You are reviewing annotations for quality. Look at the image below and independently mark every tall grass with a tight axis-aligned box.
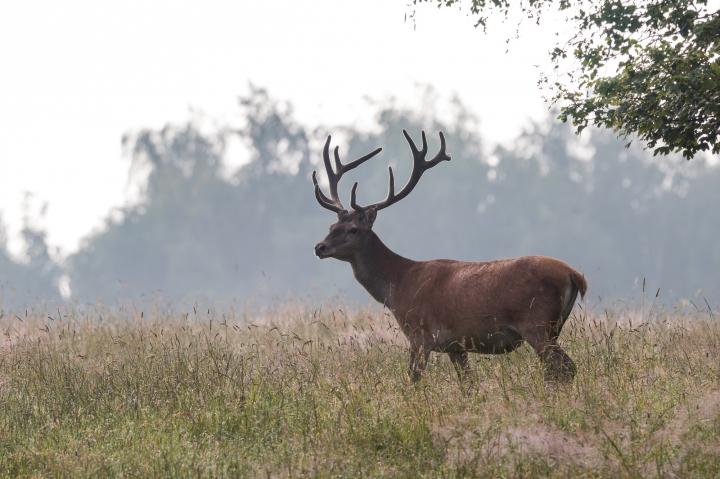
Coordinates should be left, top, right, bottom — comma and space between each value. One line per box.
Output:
0, 304, 718, 477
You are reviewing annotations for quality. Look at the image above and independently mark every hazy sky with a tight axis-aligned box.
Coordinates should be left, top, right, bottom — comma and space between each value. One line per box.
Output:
0, 0, 561, 257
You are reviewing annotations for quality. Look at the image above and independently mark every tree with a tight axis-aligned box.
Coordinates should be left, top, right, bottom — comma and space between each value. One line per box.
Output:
0, 213, 62, 309
411, 0, 720, 159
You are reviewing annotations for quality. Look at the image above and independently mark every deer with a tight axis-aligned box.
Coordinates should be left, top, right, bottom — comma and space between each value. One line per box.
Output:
312, 130, 587, 382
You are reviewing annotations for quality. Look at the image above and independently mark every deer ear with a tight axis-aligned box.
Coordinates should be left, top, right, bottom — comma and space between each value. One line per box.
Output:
362, 207, 377, 226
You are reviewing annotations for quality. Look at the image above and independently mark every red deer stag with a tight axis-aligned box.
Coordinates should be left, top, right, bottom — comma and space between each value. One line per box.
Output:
312, 131, 586, 382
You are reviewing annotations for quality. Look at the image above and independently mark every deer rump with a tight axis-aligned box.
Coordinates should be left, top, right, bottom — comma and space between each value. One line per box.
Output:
391, 255, 587, 355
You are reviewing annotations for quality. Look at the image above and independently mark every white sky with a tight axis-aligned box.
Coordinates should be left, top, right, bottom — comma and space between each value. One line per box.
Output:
0, 0, 561, 257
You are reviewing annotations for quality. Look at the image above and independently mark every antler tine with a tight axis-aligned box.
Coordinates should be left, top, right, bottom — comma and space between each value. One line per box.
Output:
322, 136, 340, 202
402, 129, 428, 156
350, 165, 395, 212
312, 170, 343, 213
333, 146, 343, 181
341, 147, 383, 172
350, 182, 360, 210
427, 131, 450, 167
352, 130, 450, 212
387, 166, 395, 199
313, 135, 384, 214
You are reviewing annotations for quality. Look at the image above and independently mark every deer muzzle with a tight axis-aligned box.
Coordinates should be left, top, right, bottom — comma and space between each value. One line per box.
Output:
314, 242, 331, 258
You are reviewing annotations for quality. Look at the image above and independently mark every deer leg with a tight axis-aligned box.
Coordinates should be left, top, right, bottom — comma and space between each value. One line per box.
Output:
529, 340, 576, 383
545, 344, 576, 382
408, 343, 430, 383
448, 351, 470, 382
524, 324, 576, 382
522, 300, 576, 382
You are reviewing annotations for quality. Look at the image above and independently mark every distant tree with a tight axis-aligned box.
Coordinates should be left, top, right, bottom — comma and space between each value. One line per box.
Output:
0, 214, 62, 309
411, 0, 720, 159
69, 123, 238, 302
67, 88, 317, 303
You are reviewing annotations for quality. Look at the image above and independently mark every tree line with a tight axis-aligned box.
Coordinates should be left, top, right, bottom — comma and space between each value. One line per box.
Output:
1, 87, 718, 310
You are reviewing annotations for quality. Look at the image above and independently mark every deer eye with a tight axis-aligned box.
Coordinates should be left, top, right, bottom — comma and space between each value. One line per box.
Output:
348, 227, 358, 234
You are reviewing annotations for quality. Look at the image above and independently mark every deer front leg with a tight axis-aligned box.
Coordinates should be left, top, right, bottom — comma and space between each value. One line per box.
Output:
448, 351, 470, 382
408, 343, 430, 382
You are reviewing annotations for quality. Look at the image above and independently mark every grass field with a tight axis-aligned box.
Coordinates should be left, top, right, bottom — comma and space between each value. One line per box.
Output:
0, 302, 718, 478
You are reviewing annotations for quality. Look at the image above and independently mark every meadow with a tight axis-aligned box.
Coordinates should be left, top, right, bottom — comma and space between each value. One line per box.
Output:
0, 302, 718, 478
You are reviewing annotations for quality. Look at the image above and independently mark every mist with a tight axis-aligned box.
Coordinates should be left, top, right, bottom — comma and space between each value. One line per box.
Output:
1, 86, 717, 311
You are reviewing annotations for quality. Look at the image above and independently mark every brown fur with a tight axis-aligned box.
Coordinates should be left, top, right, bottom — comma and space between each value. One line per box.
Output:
317, 227, 586, 382
313, 131, 587, 382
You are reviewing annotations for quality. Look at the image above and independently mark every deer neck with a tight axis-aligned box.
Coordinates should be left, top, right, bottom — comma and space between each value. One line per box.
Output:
350, 232, 413, 307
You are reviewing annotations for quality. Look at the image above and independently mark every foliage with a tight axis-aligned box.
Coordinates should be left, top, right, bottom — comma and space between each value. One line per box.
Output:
0, 306, 718, 476
412, 0, 720, 159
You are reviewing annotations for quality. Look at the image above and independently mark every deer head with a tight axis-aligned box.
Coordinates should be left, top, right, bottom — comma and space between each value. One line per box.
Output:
313, 130, 450, 261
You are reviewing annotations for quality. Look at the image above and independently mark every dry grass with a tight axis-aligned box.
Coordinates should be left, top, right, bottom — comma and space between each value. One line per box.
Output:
0, 303, 718, 478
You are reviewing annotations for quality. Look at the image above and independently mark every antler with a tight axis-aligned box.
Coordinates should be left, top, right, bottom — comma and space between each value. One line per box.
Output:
312, 136, 383, 213
351, 130, 450, 212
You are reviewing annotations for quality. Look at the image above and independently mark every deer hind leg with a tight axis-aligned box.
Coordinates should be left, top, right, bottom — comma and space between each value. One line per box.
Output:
523, 309, 577, 382
535, 341, 576, 382
408, 343, 430, 383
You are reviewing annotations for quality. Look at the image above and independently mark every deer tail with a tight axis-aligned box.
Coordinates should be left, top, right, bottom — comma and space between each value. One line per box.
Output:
569, 270, 587, 300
